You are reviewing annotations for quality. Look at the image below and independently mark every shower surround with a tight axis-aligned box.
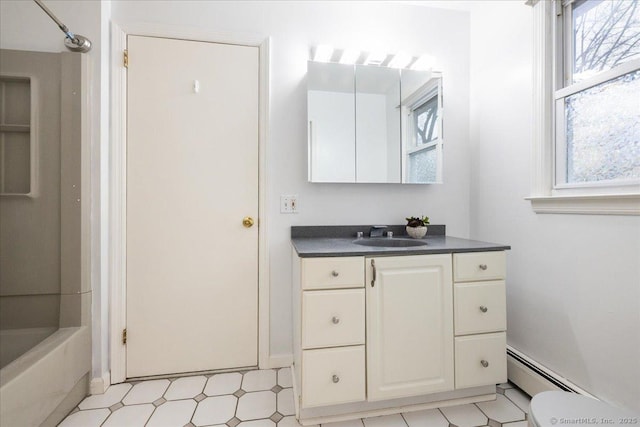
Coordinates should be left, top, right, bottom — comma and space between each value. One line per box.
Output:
0, 48, 91, 427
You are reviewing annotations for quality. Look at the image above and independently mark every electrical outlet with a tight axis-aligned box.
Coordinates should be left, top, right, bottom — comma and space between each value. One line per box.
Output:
281, 195, 299, 213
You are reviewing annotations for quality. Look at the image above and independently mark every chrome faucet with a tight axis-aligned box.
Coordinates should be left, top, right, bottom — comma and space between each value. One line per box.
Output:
369, 225, 387, 238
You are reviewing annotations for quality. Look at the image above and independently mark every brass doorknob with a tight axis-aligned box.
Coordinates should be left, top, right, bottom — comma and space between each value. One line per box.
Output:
242, 217, 255, 228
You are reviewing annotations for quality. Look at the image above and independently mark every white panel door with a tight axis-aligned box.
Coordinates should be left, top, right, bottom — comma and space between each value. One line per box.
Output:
366, 254, 454, 401
126, 36, 259, 378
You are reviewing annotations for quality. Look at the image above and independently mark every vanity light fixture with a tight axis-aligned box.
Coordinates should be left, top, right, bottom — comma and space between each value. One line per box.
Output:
313, 44, 333, 62
388, 52, 412, 69
411, 54, 436, 71
339, 49, 360, 65
364, 51, 387, 66
310, 45, 437, 71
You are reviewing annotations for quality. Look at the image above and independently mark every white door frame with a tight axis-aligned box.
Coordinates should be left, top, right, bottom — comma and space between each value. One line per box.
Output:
109, 22, 271, 384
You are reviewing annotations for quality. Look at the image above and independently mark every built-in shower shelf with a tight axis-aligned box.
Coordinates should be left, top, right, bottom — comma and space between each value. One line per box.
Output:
0, 75, 35, 197
0, 124, 30, 133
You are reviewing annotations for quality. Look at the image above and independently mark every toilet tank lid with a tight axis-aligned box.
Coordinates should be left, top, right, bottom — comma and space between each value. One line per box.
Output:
530, 391, 639, 426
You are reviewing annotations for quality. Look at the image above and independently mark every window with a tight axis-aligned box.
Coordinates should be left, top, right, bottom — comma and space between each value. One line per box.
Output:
408, 96, 439, 182
404, 82, 442, 184
528, 0, 640, 215
556, 0, 640, 189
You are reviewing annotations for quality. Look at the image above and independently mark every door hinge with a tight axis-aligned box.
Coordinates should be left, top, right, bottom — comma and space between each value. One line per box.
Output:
122, 328, 127, 345
124, 50, 128, 68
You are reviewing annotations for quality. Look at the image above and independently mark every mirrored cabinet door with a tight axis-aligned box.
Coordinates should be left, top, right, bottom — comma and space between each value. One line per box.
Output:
307, 61, 443, 184
355, 65, 401, 183
307, 61, 355, 183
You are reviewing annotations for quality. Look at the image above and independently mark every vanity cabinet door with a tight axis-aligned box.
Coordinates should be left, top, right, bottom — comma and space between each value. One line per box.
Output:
366, 255, 454, 401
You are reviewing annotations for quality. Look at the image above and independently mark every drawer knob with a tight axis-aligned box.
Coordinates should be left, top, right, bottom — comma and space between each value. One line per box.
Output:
480, 359, 489, 368
479, 305, 488, 313
331, 270, 340, 277
479, 264, 488, 271
331, 316, 340, 324
332, 375, 340, 383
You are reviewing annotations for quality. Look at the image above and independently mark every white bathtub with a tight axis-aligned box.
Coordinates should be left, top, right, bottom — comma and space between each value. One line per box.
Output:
0, 326, 90, 427
0, 327, 58, 369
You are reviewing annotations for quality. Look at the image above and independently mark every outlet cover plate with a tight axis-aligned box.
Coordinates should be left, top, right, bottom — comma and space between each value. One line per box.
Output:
281, 195, 298, 213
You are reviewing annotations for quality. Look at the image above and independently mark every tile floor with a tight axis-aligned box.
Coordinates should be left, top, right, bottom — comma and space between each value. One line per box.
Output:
58, 368, 531, 427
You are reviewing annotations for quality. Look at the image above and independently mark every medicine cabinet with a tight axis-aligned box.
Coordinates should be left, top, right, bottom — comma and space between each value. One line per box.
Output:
307, 61, 443, 184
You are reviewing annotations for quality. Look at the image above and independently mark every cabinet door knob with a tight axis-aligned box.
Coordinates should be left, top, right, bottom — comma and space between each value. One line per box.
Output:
480, 360, 489, 368
479, 264, 488, 271
479, 305, 488, 313
332, 375, 340, 383
331, 270, 339, 277
332, 316, 340, 324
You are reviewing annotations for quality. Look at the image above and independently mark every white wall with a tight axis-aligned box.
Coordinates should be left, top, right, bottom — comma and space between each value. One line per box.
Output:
467, 1, 640, 412
111, 1, 472, 361
0, 0, 109, 384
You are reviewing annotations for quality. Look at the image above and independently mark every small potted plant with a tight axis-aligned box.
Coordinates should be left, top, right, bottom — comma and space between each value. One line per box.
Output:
405, 216, 429, 239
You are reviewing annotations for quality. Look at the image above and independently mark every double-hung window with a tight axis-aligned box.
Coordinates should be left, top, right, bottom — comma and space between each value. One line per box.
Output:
403, 79, 443, 183
529, 0, 640, 214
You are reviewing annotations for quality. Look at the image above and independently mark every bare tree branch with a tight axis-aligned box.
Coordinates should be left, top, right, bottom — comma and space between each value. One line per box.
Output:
573, 0, 639, 76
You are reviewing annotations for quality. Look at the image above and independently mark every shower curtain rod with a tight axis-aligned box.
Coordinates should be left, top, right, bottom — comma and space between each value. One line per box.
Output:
34, 0, 92, 53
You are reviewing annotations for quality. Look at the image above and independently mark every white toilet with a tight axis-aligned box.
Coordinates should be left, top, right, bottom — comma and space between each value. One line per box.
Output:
529, 391, 638, 427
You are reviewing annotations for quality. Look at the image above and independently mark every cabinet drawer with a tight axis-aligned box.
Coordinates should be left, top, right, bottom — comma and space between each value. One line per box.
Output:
454, 252, 505, 282
301, 257, 364, 290
455, 332, 507, 389
302, 289, 365, 349
302, 346, 365, 408
454, 280, 506, 335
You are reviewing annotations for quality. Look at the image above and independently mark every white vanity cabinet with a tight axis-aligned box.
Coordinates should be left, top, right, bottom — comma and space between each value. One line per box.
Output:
292, 247, 508, 425
453, 252, 508, 389
366, 255, 454, 401
293, 256, 366, 409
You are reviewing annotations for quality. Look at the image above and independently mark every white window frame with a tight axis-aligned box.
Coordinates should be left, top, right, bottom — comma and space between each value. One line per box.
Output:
402, 77, 443, 184
526, 0, 640, 215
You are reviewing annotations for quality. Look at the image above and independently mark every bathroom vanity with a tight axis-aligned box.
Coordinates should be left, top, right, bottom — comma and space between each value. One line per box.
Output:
290, 226, 510, 425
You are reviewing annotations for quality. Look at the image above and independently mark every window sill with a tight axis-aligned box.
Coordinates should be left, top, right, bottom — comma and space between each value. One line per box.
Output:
526, 194, 640, 215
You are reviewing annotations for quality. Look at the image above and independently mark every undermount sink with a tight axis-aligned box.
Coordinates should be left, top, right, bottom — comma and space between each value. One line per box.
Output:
352, 238, 428, 248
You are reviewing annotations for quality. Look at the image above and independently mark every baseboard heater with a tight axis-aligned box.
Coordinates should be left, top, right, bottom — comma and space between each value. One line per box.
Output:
506, 345, 596, 399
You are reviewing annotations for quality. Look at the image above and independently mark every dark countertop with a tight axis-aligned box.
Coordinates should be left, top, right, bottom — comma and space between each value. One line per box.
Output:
291, 226, 510, 258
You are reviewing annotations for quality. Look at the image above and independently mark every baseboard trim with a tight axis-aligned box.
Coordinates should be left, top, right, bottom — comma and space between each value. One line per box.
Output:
90, 372, 111, 395
507, 346, 596, 399
269, 353, 293, 369
299, 393, 495, 426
